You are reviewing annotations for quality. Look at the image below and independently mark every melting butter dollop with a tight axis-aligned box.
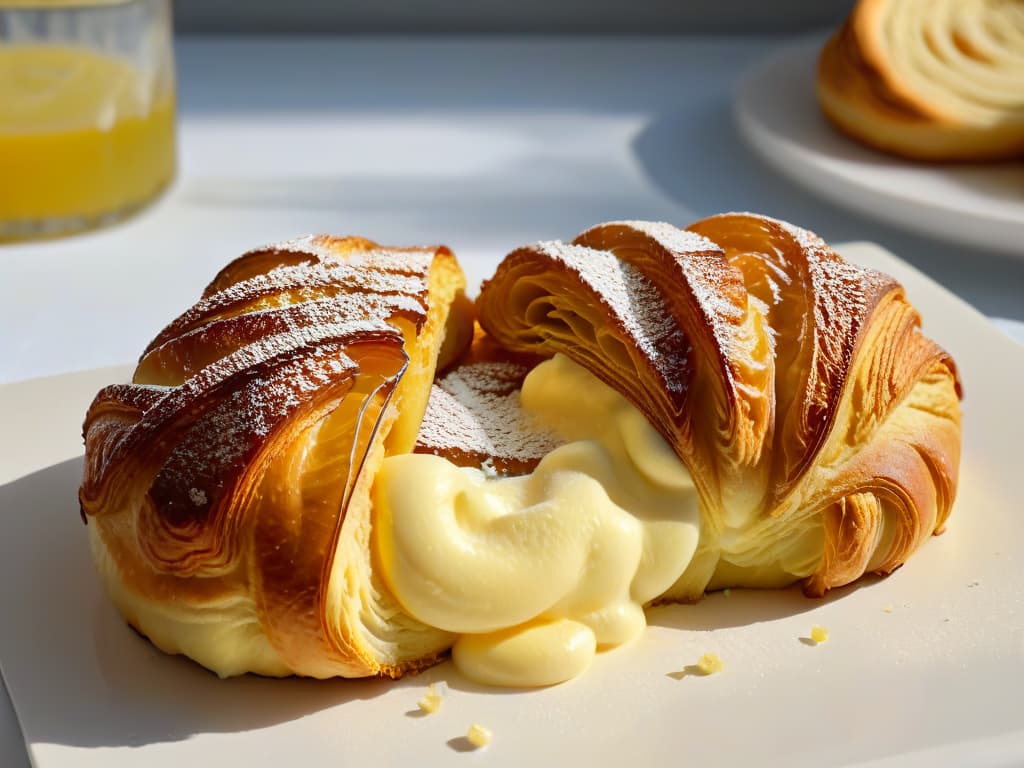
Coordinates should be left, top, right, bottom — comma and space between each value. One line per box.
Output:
373, 354, 702, 687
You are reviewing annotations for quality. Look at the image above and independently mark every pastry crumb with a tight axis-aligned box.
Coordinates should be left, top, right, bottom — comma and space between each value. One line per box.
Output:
696, 652, 723, 675
417, 682, 447, 714
418, 694, 441, 714
882, 604, 893, 613
466, 723, 492, 748
810, 625, 829, 644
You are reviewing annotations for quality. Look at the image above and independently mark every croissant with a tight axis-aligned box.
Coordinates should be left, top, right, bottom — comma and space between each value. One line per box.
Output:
80, 215, 961, 686
477, 215, 961, 601
817, 0, 1024, 161
80, 235, 474, 678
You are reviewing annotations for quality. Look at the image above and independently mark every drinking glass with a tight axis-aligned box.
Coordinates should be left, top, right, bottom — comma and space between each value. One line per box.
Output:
0, 0, 176, 240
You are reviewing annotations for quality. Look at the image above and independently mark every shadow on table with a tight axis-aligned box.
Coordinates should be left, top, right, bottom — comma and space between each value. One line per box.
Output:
0, 453, 579, 758
0, 459, 426, 753
0, 458, 872, 754
648, 579, 873, 634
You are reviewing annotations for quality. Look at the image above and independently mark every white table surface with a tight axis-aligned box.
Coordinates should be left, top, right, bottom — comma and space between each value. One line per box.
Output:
1, 35, 1022, 767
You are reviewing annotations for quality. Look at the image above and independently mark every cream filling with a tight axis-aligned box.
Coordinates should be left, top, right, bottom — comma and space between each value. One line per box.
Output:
374, 354, 702, 687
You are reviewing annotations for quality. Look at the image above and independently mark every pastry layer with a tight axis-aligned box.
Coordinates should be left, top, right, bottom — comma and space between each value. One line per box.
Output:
81, 235, 471, 678
80, 216, 962, 684
478, 215, 961, 602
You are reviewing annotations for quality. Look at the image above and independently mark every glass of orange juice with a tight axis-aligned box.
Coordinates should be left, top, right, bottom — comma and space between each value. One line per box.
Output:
0, 0, 176, 240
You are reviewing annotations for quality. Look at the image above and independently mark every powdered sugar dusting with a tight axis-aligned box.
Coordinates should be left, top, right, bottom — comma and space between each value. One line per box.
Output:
93, 384, 167, 412
804, 250, 897, 418
571, 220, 755, 405
415, 361, 562, 473
81, 236, 439, 569
533, 241, 688, 393
720, 212, 899, 404
86, 319, 399, 505
243, 236, 436, 277
174, 319, 384, 408
148, 247, 432, 354
170, 262, 421, 333
596, 220, 747, 357
141, 293, 425, 373
602, 220, 720, 256
146, 340, 373, 545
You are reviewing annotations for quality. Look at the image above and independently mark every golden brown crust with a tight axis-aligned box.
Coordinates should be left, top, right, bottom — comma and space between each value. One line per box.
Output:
81, 235, 469, 678
477, 214, 962, 599
82, 216, 962, 680
686, 213, 899, 502
817, 0, 1024, 161
572, 222, 771, 473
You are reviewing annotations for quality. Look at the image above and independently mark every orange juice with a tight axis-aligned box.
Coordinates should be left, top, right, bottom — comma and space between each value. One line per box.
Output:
0, 44, 175, 233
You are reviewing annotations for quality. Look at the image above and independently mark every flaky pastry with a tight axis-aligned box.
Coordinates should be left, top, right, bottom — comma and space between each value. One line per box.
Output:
81, 235, 472, 677
80, 216, 961, 682
477, 215, 960, 600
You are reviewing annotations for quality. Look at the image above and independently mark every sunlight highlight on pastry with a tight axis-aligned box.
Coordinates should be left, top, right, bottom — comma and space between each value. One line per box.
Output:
79, 215, 962, 687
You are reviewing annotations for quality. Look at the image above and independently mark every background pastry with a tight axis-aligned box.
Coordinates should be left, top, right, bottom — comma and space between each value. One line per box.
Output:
80, 216, 962, 685
818, 0, 1024, 161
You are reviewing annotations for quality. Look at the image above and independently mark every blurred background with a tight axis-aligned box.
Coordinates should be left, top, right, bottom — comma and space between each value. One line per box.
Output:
172, 0, 856, 35
1, 0, 1021, 386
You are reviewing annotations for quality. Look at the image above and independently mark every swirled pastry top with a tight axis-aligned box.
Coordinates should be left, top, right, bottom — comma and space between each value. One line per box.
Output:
818, 0, 1024, 160
81, 234, 472, 678
477, 214, 961, 599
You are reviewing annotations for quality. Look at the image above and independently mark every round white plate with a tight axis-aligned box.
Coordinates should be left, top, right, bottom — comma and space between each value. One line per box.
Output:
735, 40, 1024, 257
992, 317, 1024, 345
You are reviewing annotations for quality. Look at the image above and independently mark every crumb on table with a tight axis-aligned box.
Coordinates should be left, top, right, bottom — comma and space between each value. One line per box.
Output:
466, 723, 492, 748
417, 682, 447, 714
810, 625, 829, 644
696, 652, 724, 675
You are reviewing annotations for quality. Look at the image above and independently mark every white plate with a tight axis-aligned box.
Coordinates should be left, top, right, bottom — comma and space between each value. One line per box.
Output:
1, 243, 1023, 768
735, 41, 1024, 257
993, 318, 1024, 345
